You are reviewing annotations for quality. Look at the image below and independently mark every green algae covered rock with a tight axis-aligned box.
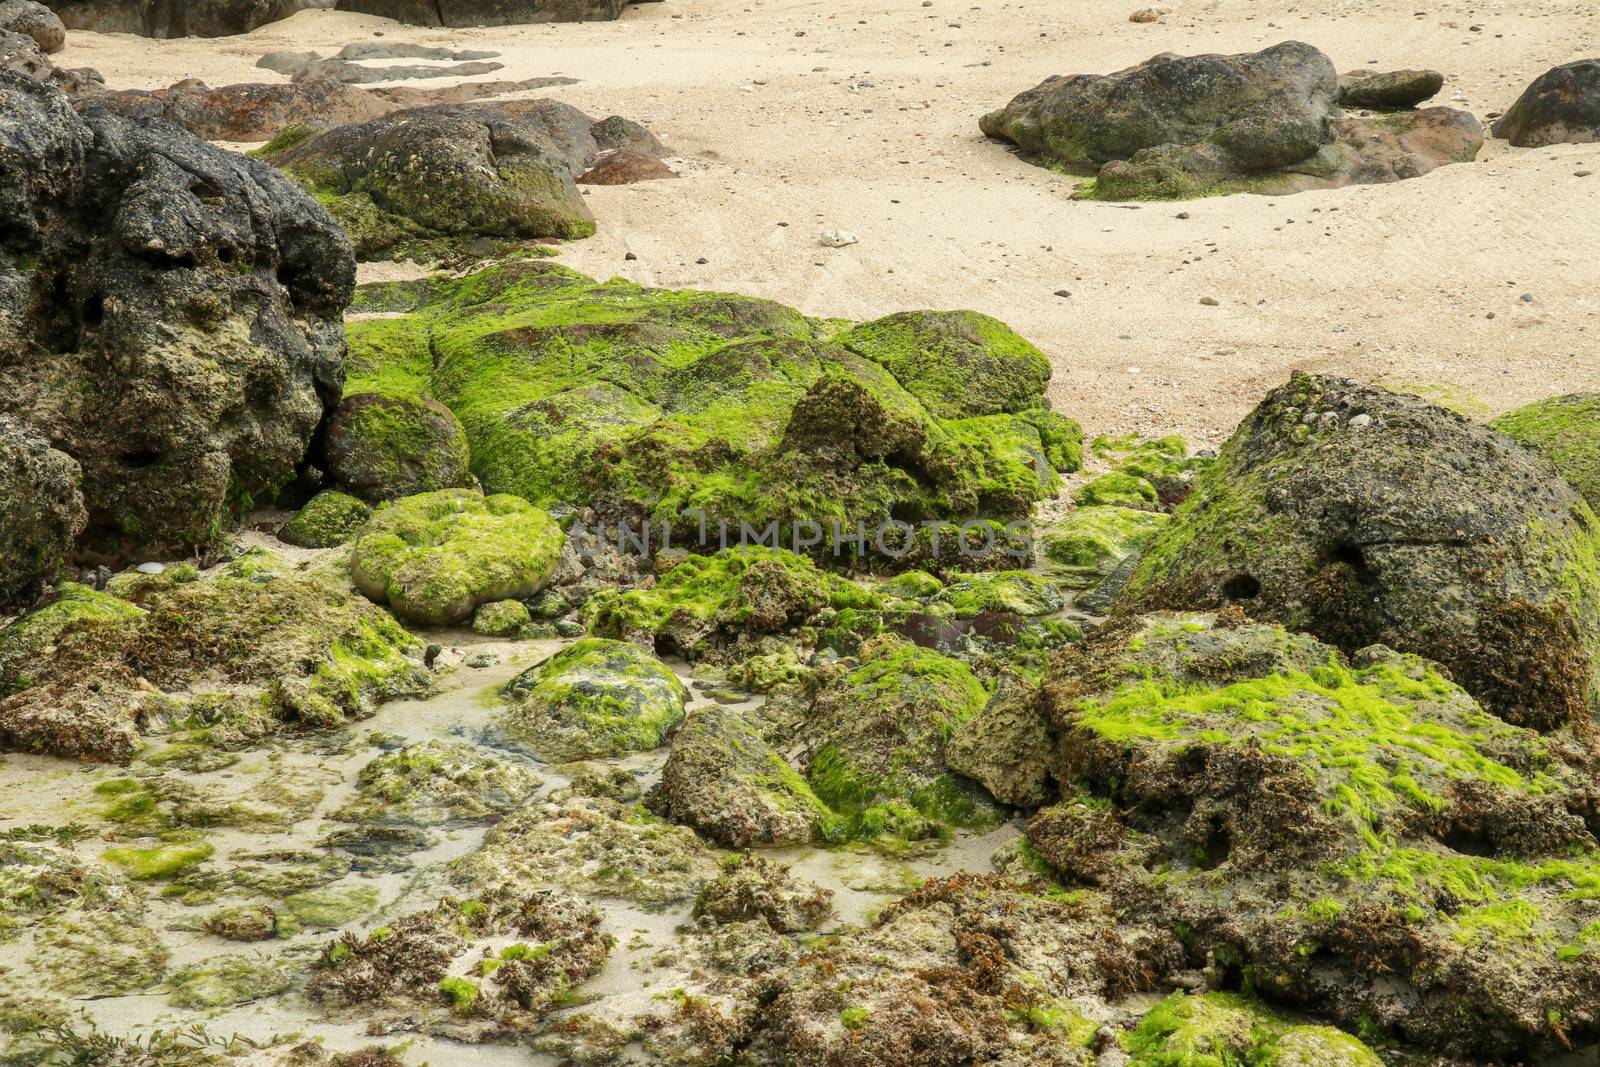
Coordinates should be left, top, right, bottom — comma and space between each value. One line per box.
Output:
497, 638, 688, 761
930, 570, 1063, 617
1073, 469, 1159, 509
1125, 992, 1382, 1067
0, 583, 143, 696
797, 635, 1001, 840
168, 953, 296, 1009
1042, 505, 1170, 588
1033, 610, 1600, 1060
0, 550, 429, 761
351, 488, 564, 626
342, 260, 1080, 550
472, 598, 531, 637
837, 309, 1054, 420
338, 739, 542, 826
587, 546, 871, 659
324, 392, 475, 502
280, 489, 372, 548
1118, 373, 1600, 731
1492, 392, 1600, 510
656, 703, 832, 847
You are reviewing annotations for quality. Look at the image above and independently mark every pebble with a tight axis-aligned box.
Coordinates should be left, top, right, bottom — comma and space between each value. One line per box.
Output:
696, 257, 709, 264
624, 252, 637, 261
1577, 170, 1593, 178
1054, 289, 1071, 297
135, 561, 165, 574
1521, 293, 1534, 303
1349, 413, 1372, 429
1199, 296, 1219, 306
819, 228, 860, 247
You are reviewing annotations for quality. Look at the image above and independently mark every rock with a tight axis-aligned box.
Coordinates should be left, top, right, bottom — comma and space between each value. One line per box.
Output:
497, 637, 688, 761
471, 598, 530, 637
0, 583, 140, 695
323, 392, 473, 502
260, 101, 662, 262
76, 78, 393, 141
1492, 59, 1600, 147
43, 0, 307, 36
1042, 505, 1169, 589
655, 703, 830, 846
818, 227, 858, 247
793, 635, 1002, 840
1128, 6, 1161, 22
0, 71, 354, 560
945, 677, 1053, 806
202, 905, 278, 941
351, 489, 564, 626
838, 309, 1054, 420
0, 550, 428, 760
982, 42, 1482, 199
1120, 374, 1600, 730
1126, 993, 1383, 1067
576, 149, 677, 184
336, 739, 541, 826
336, 0, 628, 26
0, 416, 87, 606
1338, 68, 1444, 109
1036, 612, 1600, 1060
345, 260, 1081, 543
280, 490, 372, 548
1492, 393, 1600, 509
1075, 470, 1160, 509
586, 546, 862, 660
694, 856, 832, 933
0, 0, 64, 51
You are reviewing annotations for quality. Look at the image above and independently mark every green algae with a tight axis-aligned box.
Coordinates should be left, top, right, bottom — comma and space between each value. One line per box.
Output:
350, 488, 564, 626
929, 570, 1064, 617
1074, 470, 1159, 509
1043, 505, 1170, 588
168, 954, 296, 1009
0, 584, 143, 695
102, 840, 214, 881
283, 884, 382, 929
472, 598, 532, 637
498, 638, 688, 761
281, 490, 372, 549
1125, 992, 1382, 1067
1492, 393, 1600, 509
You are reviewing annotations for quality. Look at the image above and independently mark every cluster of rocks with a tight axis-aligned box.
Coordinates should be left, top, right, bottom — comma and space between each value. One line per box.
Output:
983, 41, 1600, 199
36, 0, 636, 37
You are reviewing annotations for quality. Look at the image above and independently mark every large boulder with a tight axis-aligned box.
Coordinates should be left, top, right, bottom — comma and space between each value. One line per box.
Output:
323, 392, 473, 502
0, 0, 64, 52
42, 0, 305, 36
260, 101, 664, 261
1117, 374, 1600, 732
346, 260, 1081, 550
0, 415, 86, 606
350, 488, 564, 626
1034, 612, 1600, 1060
335, 0, 627, 26
1492, 59, 1600, 146
1492, 393, 1600, 509
981, 41, 1482, 199
0, 71, 354, 559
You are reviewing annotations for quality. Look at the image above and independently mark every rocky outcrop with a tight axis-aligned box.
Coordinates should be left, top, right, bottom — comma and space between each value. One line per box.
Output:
260, 100, 665, 261
0, 71, 354, 559
1338, 68, 1443, 109
345, 260, 1081, 545
1035, 612, 1600, 1060
1493, 59, 1600, 146
0, 0, 64, 52
335, 0, 628, 27
0, 416, 86, 606
43, 0, 306, 37
981, 41, 1482, 198
1117, 374, 1600, 731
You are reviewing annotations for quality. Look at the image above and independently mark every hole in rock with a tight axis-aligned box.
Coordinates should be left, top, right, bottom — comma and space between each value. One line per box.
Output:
1222, 573, 1261, 601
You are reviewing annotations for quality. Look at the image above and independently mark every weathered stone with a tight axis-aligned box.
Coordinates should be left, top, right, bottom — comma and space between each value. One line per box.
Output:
324, 392, 473, 502
1492, 392, 1600, 510
1338, 68, 1444, 109
498, 638, 687, 761
0, 0, 63, 51
44, 0, 307, 37
0, 416, 86, 606
1493, 59, 1600, 147
335, 0, 628, 26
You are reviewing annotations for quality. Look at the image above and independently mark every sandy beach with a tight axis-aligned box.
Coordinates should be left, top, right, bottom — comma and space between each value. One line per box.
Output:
58, 0, 1600, 444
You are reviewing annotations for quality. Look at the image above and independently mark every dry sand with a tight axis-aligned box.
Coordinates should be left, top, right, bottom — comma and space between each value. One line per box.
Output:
59, 0, 1600, 445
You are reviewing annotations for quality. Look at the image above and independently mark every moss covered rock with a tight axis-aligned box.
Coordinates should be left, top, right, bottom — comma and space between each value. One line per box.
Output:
337, 739, 542, 826
0, 583, 143, 696
1034, 610, 1600, 1060
838, 310, 1054, 421
325, 392, 474, 502
587, 546, 868, 659
1118, 373, 1600, 731
1073, 470, 1160, 509
0, 550, 428, 760
342, 260, 1080, 551
0, 416, 86, 607
796, 635, 1001, 840
497, 638, 688, 761
946, 677, 1054, 807
351, 488, 564, 626
472, 598, 531, 637
930, 570, 1063, 617
1042, 506, 1170, 589
281, 490, 373, 548
169, 953, 296, 1009
1124, 992, 1382, 1067
694, 855, 832, 933
1492, 392, 1600, 510
656, 703, 832, 847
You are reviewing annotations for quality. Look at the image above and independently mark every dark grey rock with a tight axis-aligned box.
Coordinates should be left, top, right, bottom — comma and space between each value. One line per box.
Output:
1492, 59, 1600, 147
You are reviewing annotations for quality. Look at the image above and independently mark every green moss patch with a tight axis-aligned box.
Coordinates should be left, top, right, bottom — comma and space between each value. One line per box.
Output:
1492, 393, 1600, 510
281, 490, 372, 548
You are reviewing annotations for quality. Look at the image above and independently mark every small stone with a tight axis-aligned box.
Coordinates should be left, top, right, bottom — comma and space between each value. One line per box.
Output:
819, 228, 859, 247
135, 562, 166, 574
1176, 211, 1191, 219
1348, 413, 1372, 429
1199, 296, 1220, 306
1577, 170, 1594, 178
1054, 289, 1072, 297
624, 251, 637, 260
695, 257, 709, 264
1521, 293, 1534, 303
